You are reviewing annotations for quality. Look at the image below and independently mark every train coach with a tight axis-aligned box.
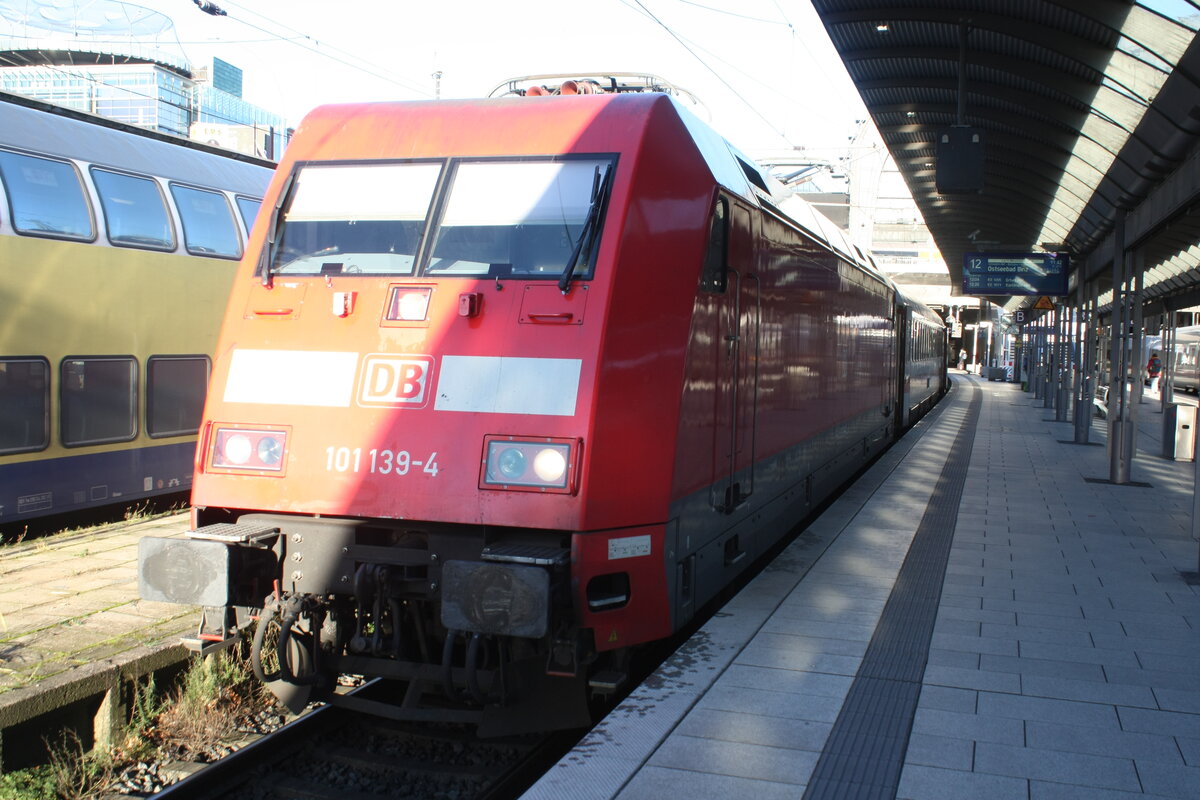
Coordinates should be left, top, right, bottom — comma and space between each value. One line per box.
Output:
139, 88, 946, 733
0, 92, 273, 524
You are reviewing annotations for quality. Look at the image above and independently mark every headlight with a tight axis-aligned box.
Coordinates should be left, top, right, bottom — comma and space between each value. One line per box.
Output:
480, 436, 579, 493
212, 426, 289, 472
257, 436, 283, 466
533, 447, 567, 482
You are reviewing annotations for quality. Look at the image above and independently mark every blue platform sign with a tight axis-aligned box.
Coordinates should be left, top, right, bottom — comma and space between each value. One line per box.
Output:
963, 252, 1069, 296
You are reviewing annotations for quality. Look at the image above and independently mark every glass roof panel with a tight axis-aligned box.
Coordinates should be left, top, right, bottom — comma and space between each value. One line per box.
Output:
1137, 1, 1200, 31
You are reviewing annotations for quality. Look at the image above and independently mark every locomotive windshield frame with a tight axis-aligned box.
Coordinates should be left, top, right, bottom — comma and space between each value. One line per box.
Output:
263, 154, 618, 283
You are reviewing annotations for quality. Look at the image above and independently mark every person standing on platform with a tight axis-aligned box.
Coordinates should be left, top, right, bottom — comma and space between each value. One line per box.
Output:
1147, 351, 1163, 393
958, 348, 967, 370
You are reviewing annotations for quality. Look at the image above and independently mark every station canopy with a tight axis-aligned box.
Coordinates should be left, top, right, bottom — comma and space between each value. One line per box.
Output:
812, 0, 1200, 314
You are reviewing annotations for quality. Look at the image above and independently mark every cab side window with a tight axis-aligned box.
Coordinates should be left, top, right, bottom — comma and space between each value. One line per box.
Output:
700, 196, 729, 294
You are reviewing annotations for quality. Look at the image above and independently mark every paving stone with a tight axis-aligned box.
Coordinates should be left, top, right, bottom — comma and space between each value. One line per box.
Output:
1028, 780, 1182, 799
1021, 674, 1158, 707
896, 764, 1028, 800
699, 684, 844, 724
760, 617, 878, 642
675, 708, 832, 752
1136, 651, 1200, 675
974, 741, 1140, 791
1015, 640, 1142, 668
1177, 736, 1200, 767
976, 691, 1120, 728
923, 664, 1021, 694
1027, 719, 1183, 764
648, 733, 817, 785
916, 685, 978, 714
1134, 759, 1200, 797
1013, 612, 1125, 635
1092, 632, 1200, 657
911, 708, 1024, 746
617, 766, 799, 800
1118, 706, 1200, 739
717, 664, 854, 698
904, 733, 974, 771
1154, 688, 1200, 714
980, 621, 1094, 647
930, 632, 1019, 657
937, 605, 1017, 626
978, 653, 1107, 683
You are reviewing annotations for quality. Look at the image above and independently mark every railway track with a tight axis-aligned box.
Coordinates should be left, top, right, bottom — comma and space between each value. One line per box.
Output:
149, 686, 574, 800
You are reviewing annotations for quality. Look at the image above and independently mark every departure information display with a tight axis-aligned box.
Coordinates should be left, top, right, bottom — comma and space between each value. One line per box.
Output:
962, 252, 1069, 296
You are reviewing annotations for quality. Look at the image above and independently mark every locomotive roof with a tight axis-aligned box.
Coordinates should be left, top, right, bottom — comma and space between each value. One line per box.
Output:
0, 90, 272, 194
292, 93, 883, 281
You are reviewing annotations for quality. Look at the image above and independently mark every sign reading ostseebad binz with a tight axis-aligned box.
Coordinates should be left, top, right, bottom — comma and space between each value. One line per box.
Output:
962, 252, 1069, 296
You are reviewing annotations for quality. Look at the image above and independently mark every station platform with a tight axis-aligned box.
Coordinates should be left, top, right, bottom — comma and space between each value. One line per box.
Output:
0, 510, 193, 756
523, 374, 1200, 800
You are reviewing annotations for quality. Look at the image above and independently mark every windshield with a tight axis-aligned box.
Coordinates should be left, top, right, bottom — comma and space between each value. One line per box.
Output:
267, 157, 613, 280
272, 162, 441, 276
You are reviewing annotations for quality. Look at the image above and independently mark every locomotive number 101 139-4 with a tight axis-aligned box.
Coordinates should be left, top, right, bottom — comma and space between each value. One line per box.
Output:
324, 446, 440, 476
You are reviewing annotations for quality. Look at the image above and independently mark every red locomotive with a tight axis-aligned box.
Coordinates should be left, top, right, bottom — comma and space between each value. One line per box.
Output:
139, 86, 946, 732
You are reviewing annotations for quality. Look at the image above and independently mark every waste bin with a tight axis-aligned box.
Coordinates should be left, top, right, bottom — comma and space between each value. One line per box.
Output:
1164, 403, 1197, 461
987, 366, 1008, 381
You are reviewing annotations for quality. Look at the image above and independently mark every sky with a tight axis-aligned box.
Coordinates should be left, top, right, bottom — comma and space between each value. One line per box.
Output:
128, 0, 871, 171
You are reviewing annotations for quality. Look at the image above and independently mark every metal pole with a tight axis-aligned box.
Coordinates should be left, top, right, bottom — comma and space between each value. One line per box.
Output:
1161, 306, 1174, 411
974, 307, 983, 375
1057, 304, 1071, 420
1125, 250, 1145, 474
1047, 308, 1057, 409
1075, 288, 1092, 444
1110, 213, 1128, 484
1075, 297, 1084, 424
1045, 307, 1057, 409
1034, 318, 1044, 399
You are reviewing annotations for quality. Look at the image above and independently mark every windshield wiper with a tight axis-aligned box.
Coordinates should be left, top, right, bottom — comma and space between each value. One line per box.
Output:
558, 165, 612, 294
261, 170, 298, 288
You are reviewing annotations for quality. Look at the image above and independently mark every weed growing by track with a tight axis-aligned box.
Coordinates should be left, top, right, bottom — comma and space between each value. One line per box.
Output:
0, 644, 285, 798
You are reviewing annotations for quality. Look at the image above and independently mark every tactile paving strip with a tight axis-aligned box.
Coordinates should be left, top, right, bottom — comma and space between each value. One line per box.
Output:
801, 383, 982, 800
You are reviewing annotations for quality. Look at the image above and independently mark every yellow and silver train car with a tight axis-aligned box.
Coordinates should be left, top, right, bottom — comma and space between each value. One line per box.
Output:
0, 92, 273, 523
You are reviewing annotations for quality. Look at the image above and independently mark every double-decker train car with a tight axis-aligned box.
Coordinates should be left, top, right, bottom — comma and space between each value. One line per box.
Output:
0, 92, 273, 524
139, 89, 946, 732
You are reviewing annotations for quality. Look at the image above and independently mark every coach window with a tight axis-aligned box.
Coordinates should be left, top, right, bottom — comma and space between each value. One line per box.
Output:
146, 356, 209, 437
60, 357, 137, 447
700, 196, 729, 293
271, 162, 442, 277
169, 184, 241, 258
0, 150, 93, 240
91, 168, 174, 250
236, 196, 262, 233
0, 358, 49, 454
427, 158, 613, 279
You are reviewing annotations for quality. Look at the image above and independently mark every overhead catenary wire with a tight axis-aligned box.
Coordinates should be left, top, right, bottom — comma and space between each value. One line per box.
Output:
197, 0, 433, 98
674, 0, 788, 25
625, 0, 791, 142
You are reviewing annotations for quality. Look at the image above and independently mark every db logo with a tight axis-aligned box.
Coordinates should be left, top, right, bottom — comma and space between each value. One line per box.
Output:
359, 355, 434, 407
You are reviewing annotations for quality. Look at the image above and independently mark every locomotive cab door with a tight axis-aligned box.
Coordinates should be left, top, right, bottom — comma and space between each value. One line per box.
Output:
708, 198, 759, 514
